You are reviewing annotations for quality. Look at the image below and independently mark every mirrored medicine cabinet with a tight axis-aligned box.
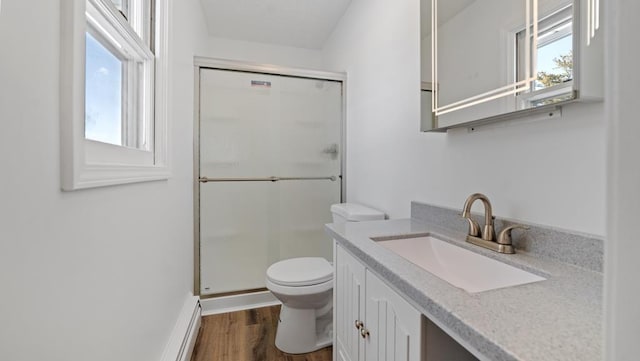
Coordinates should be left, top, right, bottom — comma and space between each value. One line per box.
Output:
421, 0, 603, 132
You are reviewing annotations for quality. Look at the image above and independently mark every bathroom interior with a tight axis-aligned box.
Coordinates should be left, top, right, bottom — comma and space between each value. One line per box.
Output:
0, 0, 638, 360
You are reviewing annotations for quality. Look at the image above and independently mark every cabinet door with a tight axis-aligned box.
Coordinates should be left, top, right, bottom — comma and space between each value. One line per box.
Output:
335, 244, 366, 361
364, 270, 423, 361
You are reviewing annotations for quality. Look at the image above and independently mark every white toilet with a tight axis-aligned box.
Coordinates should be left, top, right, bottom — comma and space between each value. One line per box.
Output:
265, 203, 385, 354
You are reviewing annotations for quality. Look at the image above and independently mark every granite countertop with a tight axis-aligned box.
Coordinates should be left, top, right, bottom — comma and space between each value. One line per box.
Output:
326, 218, 603, 361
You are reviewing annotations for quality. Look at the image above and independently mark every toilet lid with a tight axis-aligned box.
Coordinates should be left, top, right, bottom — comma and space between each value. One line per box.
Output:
266, 257, 333, 287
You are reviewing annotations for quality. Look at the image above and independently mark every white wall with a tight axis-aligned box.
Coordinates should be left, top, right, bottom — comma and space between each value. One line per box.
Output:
434, 0, 524, 103
322, 0, 606, 236
0, 1, 208, 360
605, 0, 640, 359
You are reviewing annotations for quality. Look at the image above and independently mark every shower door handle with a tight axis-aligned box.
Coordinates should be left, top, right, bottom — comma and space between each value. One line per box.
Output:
199, 176, 338, 183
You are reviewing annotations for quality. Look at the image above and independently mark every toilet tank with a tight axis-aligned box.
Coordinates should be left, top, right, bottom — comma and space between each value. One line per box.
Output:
330, 203, 385, 224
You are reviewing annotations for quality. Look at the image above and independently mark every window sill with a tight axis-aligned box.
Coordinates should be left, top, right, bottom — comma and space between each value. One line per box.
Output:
62, 163, 170, 190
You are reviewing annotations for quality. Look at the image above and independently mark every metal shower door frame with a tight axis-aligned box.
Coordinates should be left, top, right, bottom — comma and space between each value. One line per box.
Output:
193, 57, 347, 297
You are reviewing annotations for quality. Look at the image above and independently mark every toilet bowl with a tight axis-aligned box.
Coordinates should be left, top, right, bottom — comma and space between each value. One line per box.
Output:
266, 257, 334, 354
265, 203, 385, 354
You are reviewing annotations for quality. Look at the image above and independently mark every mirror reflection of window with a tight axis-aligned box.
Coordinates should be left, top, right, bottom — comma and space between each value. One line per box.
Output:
516, 4, 575, 107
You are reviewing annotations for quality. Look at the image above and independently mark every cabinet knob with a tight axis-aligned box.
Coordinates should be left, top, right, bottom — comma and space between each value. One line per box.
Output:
354, 320, 363, 330
360, 327, 370, 339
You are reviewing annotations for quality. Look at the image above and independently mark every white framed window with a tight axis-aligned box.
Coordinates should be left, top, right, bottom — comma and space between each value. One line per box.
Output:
515, 4, 575, 108
60, 0, 170, 190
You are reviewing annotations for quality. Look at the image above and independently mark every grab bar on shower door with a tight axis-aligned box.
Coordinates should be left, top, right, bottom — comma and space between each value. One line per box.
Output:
198, 176, 338, 183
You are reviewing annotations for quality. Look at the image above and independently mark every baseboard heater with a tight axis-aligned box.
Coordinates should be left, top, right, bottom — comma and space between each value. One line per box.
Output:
162, 296, 202, 361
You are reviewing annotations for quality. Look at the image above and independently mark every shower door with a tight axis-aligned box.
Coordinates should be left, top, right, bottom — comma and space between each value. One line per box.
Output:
198, 68, 343, 296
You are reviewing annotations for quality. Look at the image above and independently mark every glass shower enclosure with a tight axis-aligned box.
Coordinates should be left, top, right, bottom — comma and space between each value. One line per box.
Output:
197, 67, 343, 296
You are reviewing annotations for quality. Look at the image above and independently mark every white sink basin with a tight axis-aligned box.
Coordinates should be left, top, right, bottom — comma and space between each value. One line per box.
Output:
376, 236, 546, 293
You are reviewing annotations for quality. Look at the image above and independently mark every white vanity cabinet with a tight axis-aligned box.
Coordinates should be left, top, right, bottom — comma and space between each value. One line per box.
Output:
334, 243, 423, 361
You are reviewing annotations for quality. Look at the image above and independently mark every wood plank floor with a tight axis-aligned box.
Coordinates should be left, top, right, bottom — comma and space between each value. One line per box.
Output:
191, 305, 332, 361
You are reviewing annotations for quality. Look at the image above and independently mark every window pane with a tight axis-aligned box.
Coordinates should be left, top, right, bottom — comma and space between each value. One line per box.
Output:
535, 34, 573, 90
85, 32, 123, 146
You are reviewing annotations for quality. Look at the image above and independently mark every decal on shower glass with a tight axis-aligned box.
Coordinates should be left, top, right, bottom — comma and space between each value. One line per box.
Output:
251, 80, 272, 88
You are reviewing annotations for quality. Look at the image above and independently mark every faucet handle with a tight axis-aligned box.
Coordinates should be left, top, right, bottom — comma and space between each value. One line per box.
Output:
464, 217, 481, 237
497, 225, 530, 245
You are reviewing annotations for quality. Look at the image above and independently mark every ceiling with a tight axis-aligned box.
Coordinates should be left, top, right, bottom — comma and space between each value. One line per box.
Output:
199, 0, 353, 50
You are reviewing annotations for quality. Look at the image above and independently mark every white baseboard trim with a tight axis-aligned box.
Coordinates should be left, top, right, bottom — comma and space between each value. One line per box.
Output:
200, 290, 281, 316
160, 295, 201, 361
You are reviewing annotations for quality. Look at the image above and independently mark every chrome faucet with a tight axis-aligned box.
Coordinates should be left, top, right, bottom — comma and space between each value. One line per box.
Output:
461, 193, 528, 254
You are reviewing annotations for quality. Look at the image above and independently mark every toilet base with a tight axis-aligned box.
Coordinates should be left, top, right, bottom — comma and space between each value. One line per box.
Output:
274, 305, 333, 354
